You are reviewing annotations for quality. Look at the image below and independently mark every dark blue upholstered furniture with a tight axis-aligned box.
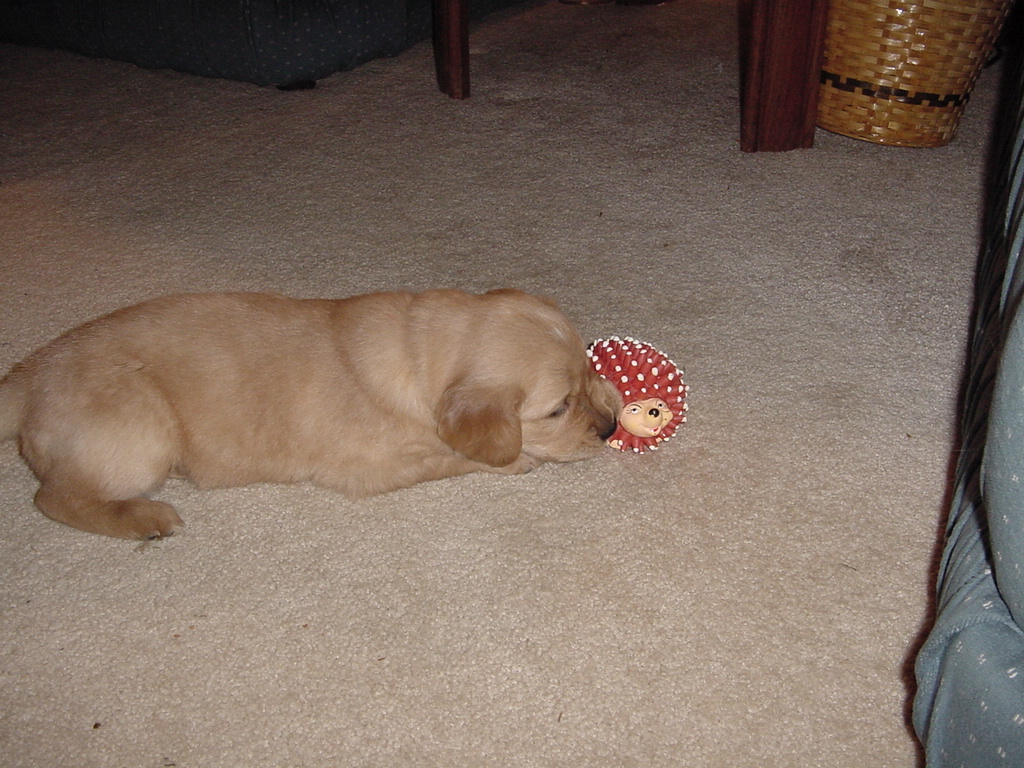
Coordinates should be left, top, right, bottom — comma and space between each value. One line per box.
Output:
914, 48, 1024, 767
0, 0, 517, 88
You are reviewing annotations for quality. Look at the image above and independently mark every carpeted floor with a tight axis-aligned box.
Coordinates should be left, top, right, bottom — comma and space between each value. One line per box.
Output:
0, 2, 1005, 766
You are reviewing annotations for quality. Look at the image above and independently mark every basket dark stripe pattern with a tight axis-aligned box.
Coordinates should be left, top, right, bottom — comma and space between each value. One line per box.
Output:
820, 71, 968, 109
817, 0, 1013, 147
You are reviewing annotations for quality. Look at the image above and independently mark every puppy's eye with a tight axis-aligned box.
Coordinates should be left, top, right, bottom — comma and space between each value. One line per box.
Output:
548, 399, 570, 418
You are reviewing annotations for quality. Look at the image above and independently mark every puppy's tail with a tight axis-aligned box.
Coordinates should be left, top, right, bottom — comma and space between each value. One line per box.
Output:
0, 368, 27, 442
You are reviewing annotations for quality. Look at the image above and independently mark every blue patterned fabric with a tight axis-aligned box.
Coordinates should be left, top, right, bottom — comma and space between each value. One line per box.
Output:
0, 0, 518, 87
914, 54, 1024, 766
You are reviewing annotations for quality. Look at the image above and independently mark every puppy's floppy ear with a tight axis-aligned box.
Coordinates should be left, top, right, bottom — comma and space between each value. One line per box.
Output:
436, 380, 524, 467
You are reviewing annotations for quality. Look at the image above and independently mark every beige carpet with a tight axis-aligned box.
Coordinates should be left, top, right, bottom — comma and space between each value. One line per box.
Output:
0, 2, 1004, 766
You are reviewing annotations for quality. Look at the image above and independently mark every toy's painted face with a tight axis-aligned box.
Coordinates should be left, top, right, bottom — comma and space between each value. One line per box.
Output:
619, 398, 673, 438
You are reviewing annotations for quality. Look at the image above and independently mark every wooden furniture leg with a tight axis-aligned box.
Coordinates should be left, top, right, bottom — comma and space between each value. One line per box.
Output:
433, 0, 470, 99
739, 0, 830, 151
432, 0, 831, 149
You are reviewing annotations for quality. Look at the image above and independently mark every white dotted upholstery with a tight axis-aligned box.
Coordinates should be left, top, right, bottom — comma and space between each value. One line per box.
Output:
914, 54, 1024, 766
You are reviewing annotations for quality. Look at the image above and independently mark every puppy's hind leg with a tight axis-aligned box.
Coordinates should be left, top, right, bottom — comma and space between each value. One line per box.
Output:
20, 402, 185, 540
34, 485, 183, 540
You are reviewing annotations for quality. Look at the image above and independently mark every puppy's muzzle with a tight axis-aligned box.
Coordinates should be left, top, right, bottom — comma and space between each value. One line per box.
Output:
598, 415, 618, 442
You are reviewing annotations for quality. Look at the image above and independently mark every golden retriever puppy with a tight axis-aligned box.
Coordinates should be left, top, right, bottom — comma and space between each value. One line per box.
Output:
0, 289, 621, 540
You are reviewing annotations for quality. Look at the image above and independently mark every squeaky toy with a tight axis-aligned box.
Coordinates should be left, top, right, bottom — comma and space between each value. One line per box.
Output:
588, 336, 689, 454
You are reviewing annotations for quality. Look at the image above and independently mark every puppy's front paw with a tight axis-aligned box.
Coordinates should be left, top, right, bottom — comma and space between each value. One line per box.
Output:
484, 453, 543, 475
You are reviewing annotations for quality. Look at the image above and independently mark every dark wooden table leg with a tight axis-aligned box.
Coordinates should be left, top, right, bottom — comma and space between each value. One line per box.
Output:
739, 0, 829, 151
433, 0, 470, 99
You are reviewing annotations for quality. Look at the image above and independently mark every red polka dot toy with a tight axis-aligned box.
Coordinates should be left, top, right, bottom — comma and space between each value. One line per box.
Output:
588, 337, 689, 454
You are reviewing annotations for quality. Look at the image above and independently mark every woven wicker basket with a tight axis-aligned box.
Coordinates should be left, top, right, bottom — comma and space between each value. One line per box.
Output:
818, 0, 1013, 147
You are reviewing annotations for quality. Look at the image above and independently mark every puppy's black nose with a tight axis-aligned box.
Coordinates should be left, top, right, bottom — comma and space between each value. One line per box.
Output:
599, 418, 618, 442
648, 408, 661, 418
